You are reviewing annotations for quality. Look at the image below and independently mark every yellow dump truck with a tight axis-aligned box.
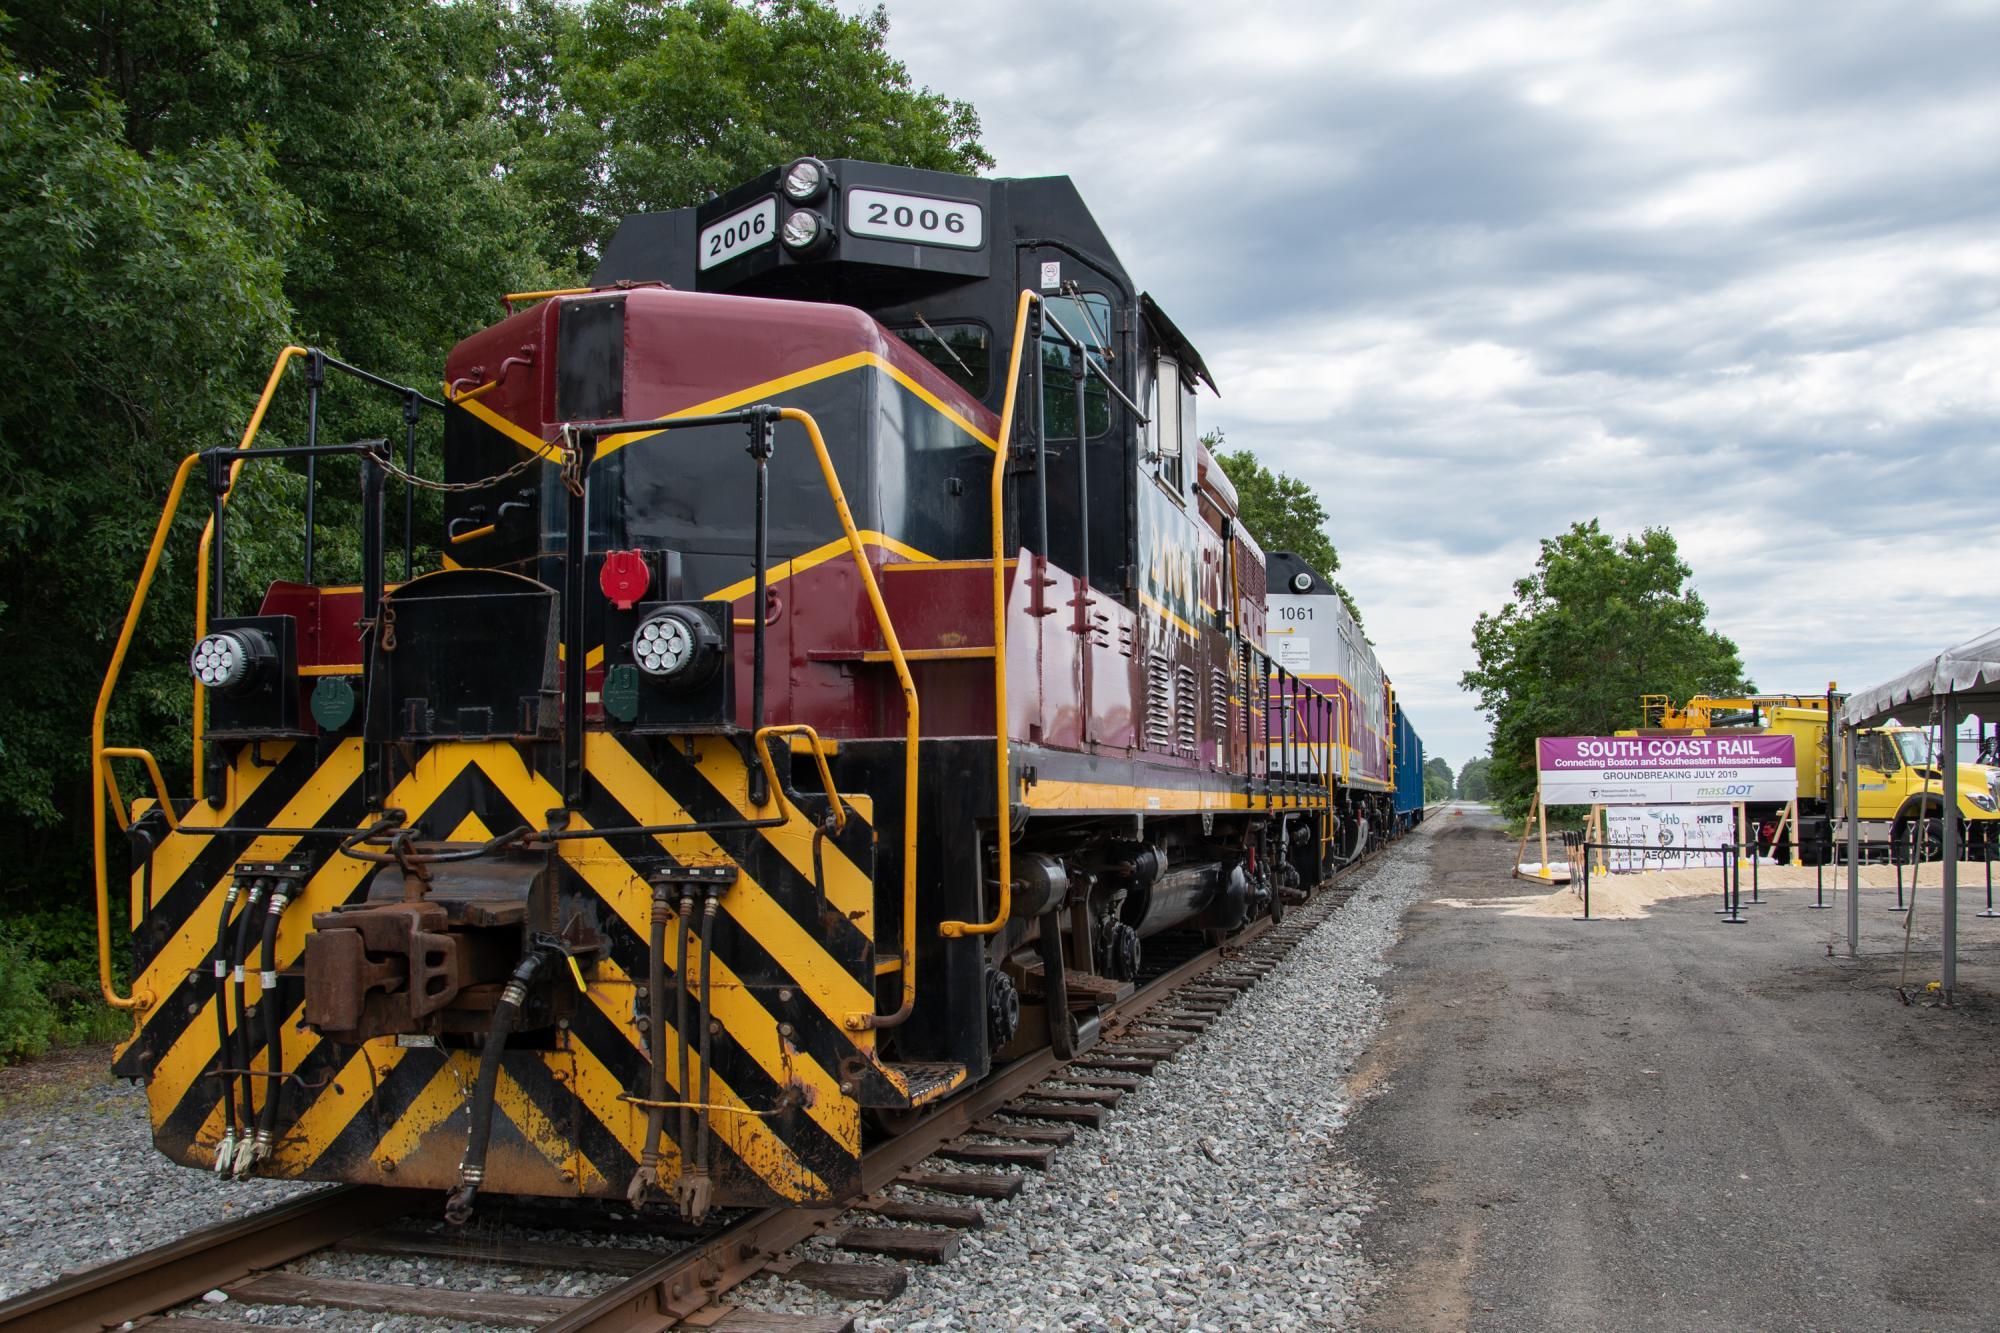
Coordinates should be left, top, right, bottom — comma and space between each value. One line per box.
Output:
1633, 693, 2000, 861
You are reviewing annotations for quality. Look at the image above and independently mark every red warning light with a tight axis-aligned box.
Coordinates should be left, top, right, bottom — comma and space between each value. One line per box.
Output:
599, 550, 652, 610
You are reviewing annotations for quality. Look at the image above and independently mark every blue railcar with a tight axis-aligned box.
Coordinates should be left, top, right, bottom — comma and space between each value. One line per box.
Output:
1392, 701, 1427, 833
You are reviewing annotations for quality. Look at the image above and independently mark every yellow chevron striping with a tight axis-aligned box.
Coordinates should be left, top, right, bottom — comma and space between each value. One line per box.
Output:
582, 960, 829, 1202
147, 743, 481, 1128
371, 1052, 475, 1166
588, 734, 874, 933
471, 737, 875, 1030
271, 1041, 407, 1170
497, 1067, 605, 1191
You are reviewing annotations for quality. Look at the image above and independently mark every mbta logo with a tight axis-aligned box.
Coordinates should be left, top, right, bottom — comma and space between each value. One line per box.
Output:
1697, 784, 1754, 797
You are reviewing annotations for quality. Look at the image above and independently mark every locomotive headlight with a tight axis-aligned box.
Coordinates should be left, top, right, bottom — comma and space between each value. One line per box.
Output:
631, 606, 724, 687
634, 614, 694, 677
781, 157, 828, 203
782, 208, 829, 253
189, 630, 271, 695
1290, 571, 1313, 593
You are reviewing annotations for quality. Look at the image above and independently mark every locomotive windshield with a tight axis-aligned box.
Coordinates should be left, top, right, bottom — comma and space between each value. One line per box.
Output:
1041, 291, 1114, 439
892, 319, 992, 395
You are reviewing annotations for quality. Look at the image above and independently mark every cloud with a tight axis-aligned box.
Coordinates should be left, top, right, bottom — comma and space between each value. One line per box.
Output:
869, 0, 2000, 768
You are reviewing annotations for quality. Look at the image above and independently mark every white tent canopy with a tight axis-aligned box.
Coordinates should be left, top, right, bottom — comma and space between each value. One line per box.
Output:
1842, 627, 2000, 728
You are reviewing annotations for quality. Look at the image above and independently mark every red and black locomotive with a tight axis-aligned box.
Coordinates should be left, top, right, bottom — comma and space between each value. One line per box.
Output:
95, 158, 1411, 1221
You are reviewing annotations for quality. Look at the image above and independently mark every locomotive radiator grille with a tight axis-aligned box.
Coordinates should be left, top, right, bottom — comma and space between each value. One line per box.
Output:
1175, 664, 1199, 754
1144, 653, 1172, 749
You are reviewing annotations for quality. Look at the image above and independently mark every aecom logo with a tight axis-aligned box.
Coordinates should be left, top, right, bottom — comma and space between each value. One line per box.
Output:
1696, 784, 1754, 797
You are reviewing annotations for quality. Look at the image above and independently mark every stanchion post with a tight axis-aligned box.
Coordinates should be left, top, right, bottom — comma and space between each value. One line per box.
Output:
1723, 843, 1747, 924
1750, 847, 1761, 905
1575, 841, 1594, 921
1810, 847, 1829, 910
1717, 841, 1734, 916
1891, 845, 1908, 912
1980, 839, 1997, 919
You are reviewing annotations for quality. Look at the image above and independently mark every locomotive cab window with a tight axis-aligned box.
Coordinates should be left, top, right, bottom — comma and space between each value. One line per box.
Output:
892, 319, 991, 398
1150, 355, 1194, 492
1041, 292, 1113, 440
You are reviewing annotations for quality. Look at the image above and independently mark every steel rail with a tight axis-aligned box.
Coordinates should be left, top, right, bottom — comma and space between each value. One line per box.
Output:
550, 851, 1376, 1332
2, 852, 1379, 1333
0, 1185, 418, 1332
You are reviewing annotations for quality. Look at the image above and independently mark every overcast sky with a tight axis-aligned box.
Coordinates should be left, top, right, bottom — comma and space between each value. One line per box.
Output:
862, 0, 2000, 771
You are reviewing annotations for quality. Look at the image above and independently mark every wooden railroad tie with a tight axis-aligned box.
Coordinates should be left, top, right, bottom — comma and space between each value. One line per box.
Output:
227, 1273, 583, 1324
1051, 1070, 1144, 1091
855, 1195, 986, 1228
974, 1118, 1077, 1144
1071, 1054, 1159, 1073
1029, 1083, 1122, 1106
998, 1099, 1105, 1126
336, 1228, 658, 1274
896, 1169, 1025, 1199
776, 1258, 909, 1301
836, 1226, 963, 1264
937, 1140, 1057, 1169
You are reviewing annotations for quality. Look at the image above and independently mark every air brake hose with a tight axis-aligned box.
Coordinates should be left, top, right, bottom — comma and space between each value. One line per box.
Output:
627, 881, 673, 1210
447, 946, 551, 1224
252, 881, 292, 1166
210, 879, 243, 1174
674, 893, 694, 1178
228, 878, 268, 1176
677, 889, 722, 1221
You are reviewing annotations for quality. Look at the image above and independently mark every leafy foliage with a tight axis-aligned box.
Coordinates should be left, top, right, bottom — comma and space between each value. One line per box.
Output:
1423, 755, 1455, 803
1209, 434, 1362, 625
1460, 521, 1750, 819
500, 0, 993, 273
0, 0, 987, 1058
1456, 756, 1494, 801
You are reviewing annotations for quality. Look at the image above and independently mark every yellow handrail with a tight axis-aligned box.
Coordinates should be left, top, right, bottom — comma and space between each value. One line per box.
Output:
940, 290, 1038, 939
193, 345, 308, 799
92, 449, 206, 1010
102, 748, 179, 833
752, 724, 847, 835
777, 408, 921, 1031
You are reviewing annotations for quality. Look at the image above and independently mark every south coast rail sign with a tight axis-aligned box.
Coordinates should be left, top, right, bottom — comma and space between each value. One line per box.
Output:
1536, 735, 1797, 806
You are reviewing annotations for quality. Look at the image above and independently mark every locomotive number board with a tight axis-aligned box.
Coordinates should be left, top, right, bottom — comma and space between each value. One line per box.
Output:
699, 197, 776, 270
845, 188, 984, 249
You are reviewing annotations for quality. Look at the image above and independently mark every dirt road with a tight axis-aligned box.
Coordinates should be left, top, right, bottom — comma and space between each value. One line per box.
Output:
1351, 804, 2000, 1332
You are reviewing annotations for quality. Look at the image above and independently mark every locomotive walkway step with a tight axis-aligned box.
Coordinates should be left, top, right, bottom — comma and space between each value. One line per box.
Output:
855, 1196, 986, 1228
973, 1118, 1077, 1144
778, 1258, 909, 1301
835, 1226, 963, 1263
229, 1272, 582, 1323
937, 1140, 1057, 1169
895, 1169, 1025, 1199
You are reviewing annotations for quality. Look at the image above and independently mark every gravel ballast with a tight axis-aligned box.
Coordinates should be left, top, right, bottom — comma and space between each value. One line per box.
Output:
0, 1073, 315, 1301
741, 820, 1442, 1331
0, 822, 1437, 1329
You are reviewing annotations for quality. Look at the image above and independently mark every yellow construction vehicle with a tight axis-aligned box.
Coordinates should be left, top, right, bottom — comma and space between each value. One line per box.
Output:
1632, 692, 2000, 861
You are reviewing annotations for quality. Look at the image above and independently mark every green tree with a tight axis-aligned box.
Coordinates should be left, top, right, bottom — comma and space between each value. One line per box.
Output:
1210, 434, 1362, 624
1423, 755, 1455, 803
501, 0, 994, 274
1460, 521, 1749, 819
0, 58, 297, 844
1456, 756, 1494, 801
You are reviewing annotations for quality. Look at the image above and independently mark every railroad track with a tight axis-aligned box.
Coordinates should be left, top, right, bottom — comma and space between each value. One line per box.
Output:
0, 863, 1373, 1333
